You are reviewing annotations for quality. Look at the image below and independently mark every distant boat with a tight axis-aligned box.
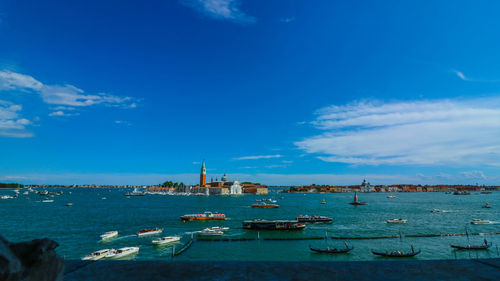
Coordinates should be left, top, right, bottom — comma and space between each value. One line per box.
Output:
321, 199, 326, 204
152, 236, 180, 246
42, 199, 54, 203
242, 220, 306, 230
1, 195, 14, 199
387, 218, 407, 224
65, 203, 73, 206
251, 202, 279, 208
450, 228, 492, 250
126, 188, 146, 196
387, 195, 397, 199
470, 219, 493, 225
297, 215, 333, 223
481, 203, 491, 209
430, 209, 441, 213
137, 228, 163, 237
349, 192, 367, 205
180, 211, 226, 221
100, 231, 118, 240
481, 191, 492, 194
197, 228, 224, 236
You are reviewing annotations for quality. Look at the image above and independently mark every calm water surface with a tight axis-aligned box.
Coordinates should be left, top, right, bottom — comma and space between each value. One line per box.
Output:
1, 188, 499, 261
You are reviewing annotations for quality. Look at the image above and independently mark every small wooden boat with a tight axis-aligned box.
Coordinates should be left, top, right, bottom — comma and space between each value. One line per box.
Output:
349, 192, 367, 205
310, 246, 353, 254
371, 248, 421, 257
450, 243, 492, 250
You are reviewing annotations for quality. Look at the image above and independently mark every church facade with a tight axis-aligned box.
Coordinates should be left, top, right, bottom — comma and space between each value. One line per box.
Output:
191, 160, 243, 195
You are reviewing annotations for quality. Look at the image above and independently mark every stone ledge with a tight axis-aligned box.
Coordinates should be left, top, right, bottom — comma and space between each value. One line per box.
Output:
64, 258, 500, 281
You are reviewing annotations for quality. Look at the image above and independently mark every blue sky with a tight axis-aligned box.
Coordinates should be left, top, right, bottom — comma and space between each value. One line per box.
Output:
1, 0, 500, 185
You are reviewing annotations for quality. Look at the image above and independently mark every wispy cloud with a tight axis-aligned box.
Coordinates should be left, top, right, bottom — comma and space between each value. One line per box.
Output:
181, 0, 256, 24
233, 154, 282, 160
0, 100, 33, 138
296, 98, 500, 166
114, 120, 132, 126
280, 17, 295, 23
453, 70, 468, 81
48, 110, 79, 117
0, 70, 137, 108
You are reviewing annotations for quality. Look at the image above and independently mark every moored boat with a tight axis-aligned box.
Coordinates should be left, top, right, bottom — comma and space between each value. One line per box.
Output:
204, 226, 229, 232
137, 228, 163, 236
251, 202, 279, 208
197, 228, 224, 236
386, 218, 407, 224
450, 239, 492, 250
100, 231, 118, 240
81, 249, 111, 260
105, 247, 140, 259
371, 248, 420, 257
310, 242, 353, 254
152, 236, 181, 245
349, 192, 367, 205
242, 219, 306, 230
180, 211, 226, 221
296, 215, 333, 223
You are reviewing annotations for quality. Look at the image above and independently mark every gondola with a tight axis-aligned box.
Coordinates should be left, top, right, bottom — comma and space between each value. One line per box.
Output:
371, 249, 421, 257
309, 246, 353, 254
450, 242, 492, 250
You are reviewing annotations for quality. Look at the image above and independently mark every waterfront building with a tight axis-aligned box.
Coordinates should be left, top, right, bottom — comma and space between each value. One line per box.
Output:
191, 161, 246, 195
360, 179, 375, 192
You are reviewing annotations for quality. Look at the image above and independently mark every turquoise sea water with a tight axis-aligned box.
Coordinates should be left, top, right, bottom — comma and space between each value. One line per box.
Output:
1, 188, 499, 261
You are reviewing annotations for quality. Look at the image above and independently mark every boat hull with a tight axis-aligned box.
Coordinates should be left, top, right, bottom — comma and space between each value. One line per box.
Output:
371, 250, 421, 257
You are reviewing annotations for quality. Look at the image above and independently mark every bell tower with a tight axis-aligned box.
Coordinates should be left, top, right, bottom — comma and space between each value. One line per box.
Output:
200, 160, 206, 186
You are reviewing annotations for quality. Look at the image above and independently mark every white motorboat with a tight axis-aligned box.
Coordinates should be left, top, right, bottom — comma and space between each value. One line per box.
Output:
42, 199, 54, 203
152, 236, 181, 245
23, 191, 29, 195
1, 195, 14, 199
197, 228, 224, 236
105, 247, 140, 259
205, 226, 229, 232
387, 218, 407, 224
387, 195, 397, 199
470, 219, 493, 225
100, 231, 118, 240
137, 228, 163, 237
430, 209, 442, 213
81, 249, 111, 261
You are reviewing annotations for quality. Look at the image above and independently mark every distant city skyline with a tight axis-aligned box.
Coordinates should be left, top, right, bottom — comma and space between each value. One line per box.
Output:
1, 0, 500, 185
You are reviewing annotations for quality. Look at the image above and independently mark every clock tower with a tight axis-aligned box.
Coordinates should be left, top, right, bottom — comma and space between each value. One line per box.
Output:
200, 160, 206, 186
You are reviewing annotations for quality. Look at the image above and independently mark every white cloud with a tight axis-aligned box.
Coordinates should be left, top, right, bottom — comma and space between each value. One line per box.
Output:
48, 111, 79, 117
460, 170, 486, 180
114, 120, 132, 126
454, 70, 468, 81
182, 0, 256, 23
296, 98, 500, 166
233, 154, 282, 160
264, 164, 287, 169
0, 70, 137, 108
0, 100, 33, 138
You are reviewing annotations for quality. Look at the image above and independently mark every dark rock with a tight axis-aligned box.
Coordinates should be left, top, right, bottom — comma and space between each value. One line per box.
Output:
0, 236, 64, 281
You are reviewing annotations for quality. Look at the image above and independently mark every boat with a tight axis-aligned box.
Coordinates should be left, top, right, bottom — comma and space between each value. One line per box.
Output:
65, 203, 73, 206
0, 195, 14, 199
481, 203, 491, 209
152, 236, 181, 245
279, 196, 284, 199
371, 247, 421, 257
100, 231, 118, 240
451, 240, 492, 250
23, 191, 29, 195
310, 242, 353, 254
81, 249, 111, 261
470, 219, 493, 225
137, 228, 163, 236
38, 190, 49, 196
387, 195, 397, 199
251, 202, 279, 208
453, 190, 470, 195
197, 228, 224, 236
242, 220, 306, 230
105, 247, 140, 259
349, 192, 367, 205
42, 199, 54, 203
387, 218, 407, 224
430, 209, 442, 213
321, 199, 326, 204
204, 226, 229, 232
481, 191, 492, 194
296, 215, 333, 223
180, 211, 226, 221
125, 187, 146, 196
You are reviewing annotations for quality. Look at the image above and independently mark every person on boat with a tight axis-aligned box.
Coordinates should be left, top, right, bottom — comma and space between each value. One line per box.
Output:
484, 239, 488, 245
411, 245, 414, 253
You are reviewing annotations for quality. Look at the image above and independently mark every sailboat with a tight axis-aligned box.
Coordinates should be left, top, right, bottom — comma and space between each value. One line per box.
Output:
349, 192, 367, 205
